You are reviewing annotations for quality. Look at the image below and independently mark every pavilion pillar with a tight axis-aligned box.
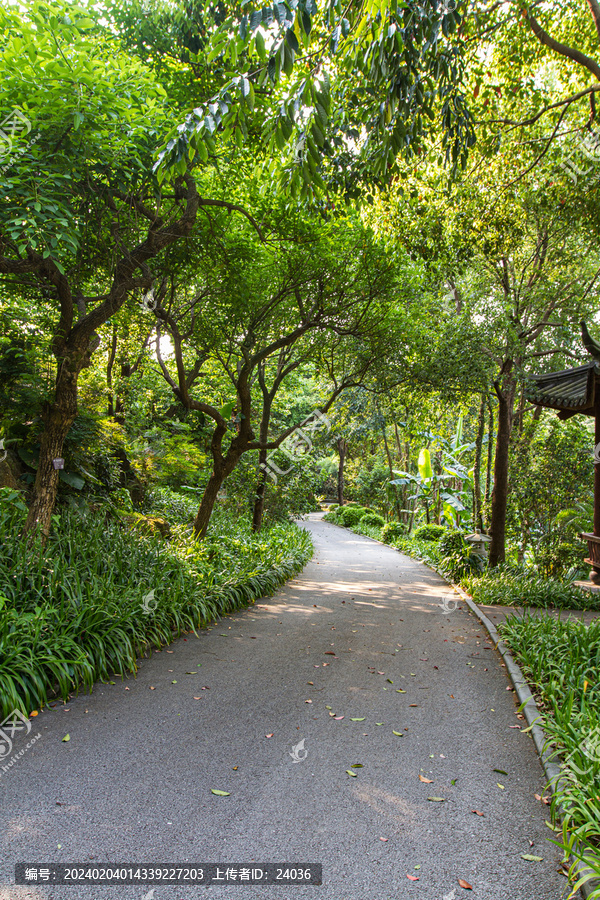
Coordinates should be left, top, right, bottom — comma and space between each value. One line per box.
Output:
595, 383, 600, 538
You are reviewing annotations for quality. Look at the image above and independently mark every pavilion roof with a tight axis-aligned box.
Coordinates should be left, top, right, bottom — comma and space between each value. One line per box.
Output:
526, 361, 600, 419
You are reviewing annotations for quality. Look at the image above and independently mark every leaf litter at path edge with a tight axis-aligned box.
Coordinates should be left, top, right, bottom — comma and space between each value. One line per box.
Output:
211, 789, 231, 796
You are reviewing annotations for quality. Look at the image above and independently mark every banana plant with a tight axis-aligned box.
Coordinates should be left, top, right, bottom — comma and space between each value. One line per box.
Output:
390, 416, 477, 529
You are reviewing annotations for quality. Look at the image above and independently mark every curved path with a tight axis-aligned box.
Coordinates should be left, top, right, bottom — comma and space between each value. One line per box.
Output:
0, 516, 571, 900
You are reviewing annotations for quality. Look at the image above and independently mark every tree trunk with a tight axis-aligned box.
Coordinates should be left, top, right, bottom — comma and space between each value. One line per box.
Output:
485, 401, 494, 513
252, 390, 273, 533
24, 359, 79, 538
107, 323, 118, 417
252, 449, 268, 532
380, 415, 401, 520
488, 384, 516, 568
473, 395, 486, 532
337, 438, 347, 505
193, 470, 226, 538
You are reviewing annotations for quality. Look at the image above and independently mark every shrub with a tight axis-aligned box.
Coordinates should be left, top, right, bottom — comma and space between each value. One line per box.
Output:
328, 503, 339, 512
439, 529, 466, 556
413, 523, 446, 541
336, 506, 368, 526
360, 512, 385, 527
381, 521, 407, 544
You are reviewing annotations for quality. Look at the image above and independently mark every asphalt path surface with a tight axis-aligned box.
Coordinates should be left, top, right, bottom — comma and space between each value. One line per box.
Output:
0, 515, 572, 900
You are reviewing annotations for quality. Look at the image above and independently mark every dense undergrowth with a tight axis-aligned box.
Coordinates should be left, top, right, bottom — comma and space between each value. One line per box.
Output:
0, 488, 312, 719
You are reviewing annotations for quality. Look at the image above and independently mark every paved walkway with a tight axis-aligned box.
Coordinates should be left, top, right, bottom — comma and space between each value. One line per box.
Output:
0, 517, 572, 900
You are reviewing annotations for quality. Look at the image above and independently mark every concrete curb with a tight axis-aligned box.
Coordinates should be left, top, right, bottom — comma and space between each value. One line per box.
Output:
335, 522, 600, 899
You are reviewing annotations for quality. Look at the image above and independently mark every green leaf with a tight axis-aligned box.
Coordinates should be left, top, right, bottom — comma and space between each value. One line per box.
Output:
346, 769, 357, 777
211, 789, 231, 796
350, 717, 365, 721
59, 471, 85, 490
418, 448, 433, 480
62, 734, 70, 742
520, 854, 543, 862
392, 730, 404, 736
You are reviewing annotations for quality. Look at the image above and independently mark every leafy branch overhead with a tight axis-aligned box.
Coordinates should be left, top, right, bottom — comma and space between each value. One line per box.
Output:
154, 0, 476, 193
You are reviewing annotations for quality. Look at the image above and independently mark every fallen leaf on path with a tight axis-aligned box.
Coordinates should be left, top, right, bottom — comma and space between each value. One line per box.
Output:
375, 722, 384, 726
406, 874, 419, 881
409, 704, 419, 707
458, 878, 473, 889
472, 810, 484, 816
30, 711, 38, 717
351, 763, 363, 768
265, 733, 274, 738
419, 775, 433, 783
396, 689, 406, 693
497, 783, 505, 790
346, 770, 357, 777
171, 680, 178, 684
233, 766, 238, 770
521, 854, 543, 862
325, 651, 336, 655
185, 672, 198, 675
305, 700, 312, 704
427, 797, 445, 802
193, 696, 202, 700
392, 731, 404, 736
211, 789, 230, 796
150, 687, 155, 690
350, 717, 365, 721
493, 768, 508, 775
334, 716, 344, 720
387, 679, 393, 684
307, 682, 314, 685
534, 794, 550, 805
62, 734, 70, 742
380, 837, 388, 841
326, 705, 332, 709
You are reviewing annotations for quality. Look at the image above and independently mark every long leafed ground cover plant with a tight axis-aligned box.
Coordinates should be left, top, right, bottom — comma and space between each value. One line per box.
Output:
0, 488, 312, 720
499, 615, 600, 898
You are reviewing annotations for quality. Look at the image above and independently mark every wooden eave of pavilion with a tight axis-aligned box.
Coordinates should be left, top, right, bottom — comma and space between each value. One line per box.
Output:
525, 361, 600, 420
